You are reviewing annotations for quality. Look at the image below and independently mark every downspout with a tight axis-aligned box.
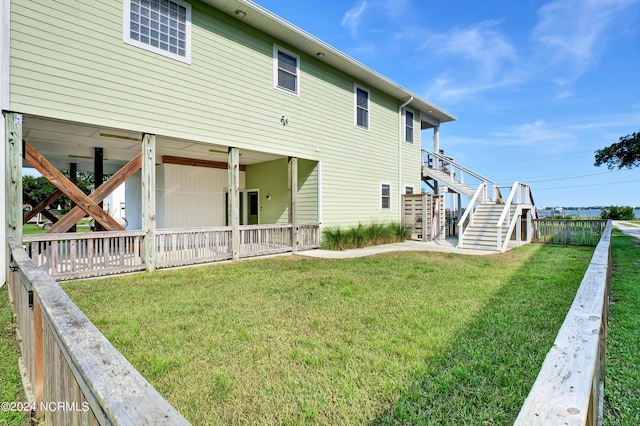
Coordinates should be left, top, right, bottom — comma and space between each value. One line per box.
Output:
398, 96, 413, 223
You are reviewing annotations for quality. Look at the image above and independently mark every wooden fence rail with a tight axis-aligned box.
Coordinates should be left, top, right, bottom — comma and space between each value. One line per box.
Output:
239, 224, 293, 257
532, 219, 607, 246
23, 231, 146, 279
299, 223, 322, 250
156, 227, 233, 268
7, 236, 190, 425
514, 220, 612, 425
23, 224, 321, 279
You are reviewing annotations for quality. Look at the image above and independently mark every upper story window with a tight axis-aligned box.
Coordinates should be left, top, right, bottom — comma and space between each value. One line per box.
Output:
355, 85, 369, 130
273, 46, 300, 95
405, 109, 414, 143
124, 0, 192, 64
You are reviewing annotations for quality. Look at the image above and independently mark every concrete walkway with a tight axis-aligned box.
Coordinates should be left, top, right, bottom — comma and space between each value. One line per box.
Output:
613, 220, 640, 240
297, 237, 498, 259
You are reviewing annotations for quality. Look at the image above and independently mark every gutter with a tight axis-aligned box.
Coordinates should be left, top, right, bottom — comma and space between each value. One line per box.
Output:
398, 96, 413, 223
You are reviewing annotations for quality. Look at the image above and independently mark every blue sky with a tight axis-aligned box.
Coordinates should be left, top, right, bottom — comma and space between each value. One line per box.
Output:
257, 0, 640, 208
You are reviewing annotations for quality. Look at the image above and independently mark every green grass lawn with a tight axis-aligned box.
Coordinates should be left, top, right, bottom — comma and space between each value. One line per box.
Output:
61, 244, 593, 425
0, 286, 28, 426
604, 230, 640, 425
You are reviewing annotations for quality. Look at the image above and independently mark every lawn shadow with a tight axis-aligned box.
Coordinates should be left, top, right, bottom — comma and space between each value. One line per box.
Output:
370, 244, 594, 425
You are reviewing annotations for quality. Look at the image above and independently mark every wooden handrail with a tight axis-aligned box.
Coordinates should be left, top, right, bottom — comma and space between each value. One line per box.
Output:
457, 183, 487, 248
8, 236, 190, 425
514, 220, 612, 425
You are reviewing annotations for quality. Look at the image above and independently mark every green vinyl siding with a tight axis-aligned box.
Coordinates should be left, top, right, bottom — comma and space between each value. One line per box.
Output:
245, 158, 318, 225
10, 0, 423, 228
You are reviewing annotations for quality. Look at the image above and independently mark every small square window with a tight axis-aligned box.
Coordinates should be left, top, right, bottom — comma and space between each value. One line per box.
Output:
381, 183, 391, 210
355, 85, 369, 129
124, 0, 191, 64
405, 185, 414, 195
274, 46, 300, 95
405, 110, 414, 143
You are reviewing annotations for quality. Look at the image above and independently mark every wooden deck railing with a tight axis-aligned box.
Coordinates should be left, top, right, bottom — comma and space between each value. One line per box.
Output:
299, 223, 322, 250
23, 224, 321, 279
23, 231, 146, 280
239, 224, 293, 257
156, 227, 233, 268
514, 220, 612, 425
7, 237, 190, 425
533, 219, 608, 246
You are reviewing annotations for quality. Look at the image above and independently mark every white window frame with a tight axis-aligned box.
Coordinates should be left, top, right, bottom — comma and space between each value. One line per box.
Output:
404, 109, 414, 144
273, 45, 300, 96
380, 182, 391, 211
405, 185, 415, 195
123, 0, 192, 64
354, 84, 370, 130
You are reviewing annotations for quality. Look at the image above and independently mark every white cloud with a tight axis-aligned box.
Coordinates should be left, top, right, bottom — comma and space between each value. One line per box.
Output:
555, 90, 573, 100
532, 0, 639, 81
416, 22, 523, 103
341, 1, 368, 37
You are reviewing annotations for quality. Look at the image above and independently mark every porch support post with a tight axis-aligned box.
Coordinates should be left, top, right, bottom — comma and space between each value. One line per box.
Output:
228, 147, 240, 260
94, 148, 104, 231
69, 162, 77, 232
288, 156, 298, 253
5, 112, 22, 243
433, 124, 440, 194
5, 112, 22, 283
142, 133, 156, 272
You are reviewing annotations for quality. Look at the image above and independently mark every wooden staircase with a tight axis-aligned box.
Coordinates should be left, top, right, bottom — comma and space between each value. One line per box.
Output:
421, 167, 476, 199
421, 150, 536, 253
458, 203, 516, 251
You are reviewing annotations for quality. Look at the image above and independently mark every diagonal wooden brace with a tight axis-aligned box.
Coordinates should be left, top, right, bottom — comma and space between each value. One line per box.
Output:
48, 152, 143, 233
24, 142, 126, 232
23, 191, 63, 224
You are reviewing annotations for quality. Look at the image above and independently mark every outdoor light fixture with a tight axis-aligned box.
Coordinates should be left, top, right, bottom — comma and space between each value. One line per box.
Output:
266, 194, 271, 200
316, 52, 325, 58
234, 9, 247, 18
99, 133, 141, 142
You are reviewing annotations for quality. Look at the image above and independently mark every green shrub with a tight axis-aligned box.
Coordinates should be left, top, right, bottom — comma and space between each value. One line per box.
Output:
600, 206, 635, 220
321, 222, 410, 250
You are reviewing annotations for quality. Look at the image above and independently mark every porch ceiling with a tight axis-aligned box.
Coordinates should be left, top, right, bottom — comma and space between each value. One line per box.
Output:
22, 116, 283, 174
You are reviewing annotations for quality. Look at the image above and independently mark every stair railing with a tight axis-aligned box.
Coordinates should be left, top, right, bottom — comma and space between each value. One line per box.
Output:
496, 182, 535, 252
422, 150, 501, 201
457, 183, 487, 248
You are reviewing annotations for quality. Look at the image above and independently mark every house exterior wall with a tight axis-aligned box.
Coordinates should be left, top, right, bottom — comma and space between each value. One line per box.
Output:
245, 158, 318, 225
9, 0, 423, 228
127, 164, 246, 229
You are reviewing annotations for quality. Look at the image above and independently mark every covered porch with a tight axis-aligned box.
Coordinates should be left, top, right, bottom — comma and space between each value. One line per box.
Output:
6, 113, 321, 280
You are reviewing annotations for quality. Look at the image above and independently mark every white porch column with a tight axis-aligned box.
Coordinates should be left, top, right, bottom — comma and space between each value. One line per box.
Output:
288, 156, 298, 253
141, 133, 156, 272
228, 147, 240, 260
433, 124, 440, 156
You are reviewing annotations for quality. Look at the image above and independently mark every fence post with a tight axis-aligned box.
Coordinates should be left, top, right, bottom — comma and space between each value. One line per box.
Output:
33, 296, 44, 419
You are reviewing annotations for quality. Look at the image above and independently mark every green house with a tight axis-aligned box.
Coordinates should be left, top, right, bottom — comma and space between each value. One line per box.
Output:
2, 0, 458, 276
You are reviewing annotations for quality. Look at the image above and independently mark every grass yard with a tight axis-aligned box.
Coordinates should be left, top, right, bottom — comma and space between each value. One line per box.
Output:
0, 286, 28, 426
604, 230, 640, 425
61, 243, 593, 425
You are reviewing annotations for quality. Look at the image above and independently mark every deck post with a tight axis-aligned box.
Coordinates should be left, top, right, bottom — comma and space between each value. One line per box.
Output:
288, 157, 298, 253
5, 112, 22, 283
142, 133, 156, 272
228, 147, 240, 260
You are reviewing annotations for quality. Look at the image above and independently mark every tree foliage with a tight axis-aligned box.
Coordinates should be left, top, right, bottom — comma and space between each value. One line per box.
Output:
594, 130, 640, 170
23, 172, 95, 213
600, 205, 635, 220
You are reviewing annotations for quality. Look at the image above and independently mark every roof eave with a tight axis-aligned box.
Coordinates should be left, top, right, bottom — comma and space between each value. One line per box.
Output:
201, 0, 456, 125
